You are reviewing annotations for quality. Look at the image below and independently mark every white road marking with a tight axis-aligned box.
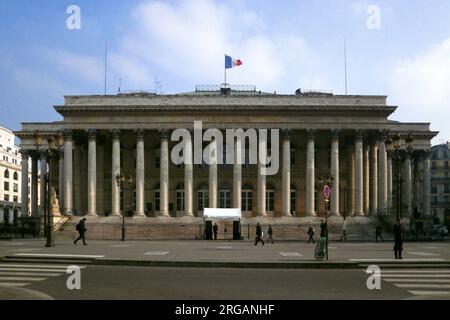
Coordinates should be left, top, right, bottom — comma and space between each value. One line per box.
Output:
0, 268, 71, 273
350, 258, 445, 262
0, 264, 86, 269
396, 284, 450, 289
9, 243, 26, 246
8, 248, 43, 253
408, 291, 450, 296
419, 246, 438, 249
381, 270, 450, 274
0, 272, 61, 277
328, 246, 338, 249
216, 246, 233, 250
382, 274, 450, 278
280, 252, 303, 257
0, 277, 47, 281
0, 283, 30, 287
144, 251, 169, 256
384, 279, 450, 283
14, 253, 104, 258
109, 245, 131, 248
407, 252, 440, 257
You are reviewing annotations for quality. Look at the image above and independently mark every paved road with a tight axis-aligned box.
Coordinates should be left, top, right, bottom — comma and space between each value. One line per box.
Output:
0, 263, 448, 300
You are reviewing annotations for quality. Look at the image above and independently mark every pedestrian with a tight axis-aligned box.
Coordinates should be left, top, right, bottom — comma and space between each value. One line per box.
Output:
394, 218, 403, 259
254, 222, 265, 246
307, 226, 315, 244
341, 217, 347, 241
74, 218, 87, 246
376, 225, 384, 242
213, 223, 218, 240
267, 225, 274, 244
320, 220, 328, 238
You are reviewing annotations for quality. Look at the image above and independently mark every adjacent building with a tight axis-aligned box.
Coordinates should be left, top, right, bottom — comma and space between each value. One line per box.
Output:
431, 142, 450, 228
13, 86, 438, 236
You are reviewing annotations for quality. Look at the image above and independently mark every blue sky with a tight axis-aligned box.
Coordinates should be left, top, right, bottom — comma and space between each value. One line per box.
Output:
1, 0, 450, 143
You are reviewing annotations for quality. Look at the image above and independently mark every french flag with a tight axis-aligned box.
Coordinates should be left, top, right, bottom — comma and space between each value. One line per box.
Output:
225, 55, 243, 69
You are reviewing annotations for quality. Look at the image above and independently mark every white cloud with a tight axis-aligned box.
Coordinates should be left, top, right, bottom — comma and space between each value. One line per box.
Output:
388, 38, 450, 143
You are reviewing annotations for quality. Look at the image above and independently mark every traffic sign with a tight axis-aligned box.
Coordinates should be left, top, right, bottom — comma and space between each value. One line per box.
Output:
323, 185, 331, 199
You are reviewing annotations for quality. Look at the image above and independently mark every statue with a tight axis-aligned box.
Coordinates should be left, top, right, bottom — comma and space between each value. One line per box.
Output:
50, 188, 61, 217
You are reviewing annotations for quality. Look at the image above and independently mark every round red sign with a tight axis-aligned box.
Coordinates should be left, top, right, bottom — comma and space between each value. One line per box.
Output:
323, 185, 331, 199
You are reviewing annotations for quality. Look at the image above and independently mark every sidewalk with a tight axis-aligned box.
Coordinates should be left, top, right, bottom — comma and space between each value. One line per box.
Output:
1, 238, 450, 268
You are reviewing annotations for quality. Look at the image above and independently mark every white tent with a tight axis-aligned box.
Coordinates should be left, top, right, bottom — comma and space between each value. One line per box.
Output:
203, 208, 241, 220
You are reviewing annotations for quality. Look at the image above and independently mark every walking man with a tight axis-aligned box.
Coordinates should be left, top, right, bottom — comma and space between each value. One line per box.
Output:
376, 225, 384, 242
74, 218, 87, 246
307, 226, 315, 244
254, 222, 265, 246
213, 223, 218, 240
394, 218, 403, 259
267, 225, 274, 244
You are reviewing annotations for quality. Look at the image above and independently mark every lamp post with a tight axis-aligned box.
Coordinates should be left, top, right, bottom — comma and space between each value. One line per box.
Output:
115, 174, 134, 241
318, 174, 334, 261
390, 133, 414, 221
33, 131, 63, 247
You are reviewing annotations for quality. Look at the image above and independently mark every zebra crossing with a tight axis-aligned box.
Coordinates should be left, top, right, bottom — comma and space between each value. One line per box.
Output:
0, 263, 86, 288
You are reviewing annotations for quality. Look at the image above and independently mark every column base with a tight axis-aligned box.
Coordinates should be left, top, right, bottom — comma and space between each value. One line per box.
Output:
354, 212, 365, 217
257, 213, 267, 217
134, 212, 146, 217
306, 212, 316, 217
282, 213, 292, 217
184, 213, 194, 217
86, 213, 98, 217
330, 212, 341, 216
159, 213, 170, 218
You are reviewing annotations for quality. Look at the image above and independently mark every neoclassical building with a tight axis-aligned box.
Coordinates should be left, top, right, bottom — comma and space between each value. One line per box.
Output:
14, 87, 438, 238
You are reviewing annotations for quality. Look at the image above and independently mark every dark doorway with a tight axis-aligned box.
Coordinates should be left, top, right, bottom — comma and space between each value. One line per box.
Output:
204, 220, 213, 240
233, 221, 241, 240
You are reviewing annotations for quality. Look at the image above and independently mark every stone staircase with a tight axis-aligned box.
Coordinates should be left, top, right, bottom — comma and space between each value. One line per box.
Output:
55, 215, 390, 241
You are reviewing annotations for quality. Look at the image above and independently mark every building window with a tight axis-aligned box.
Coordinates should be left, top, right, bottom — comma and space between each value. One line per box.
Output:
4, 194, 9, 202
4, 169, 9, 179
197, 189, 209, 212
154, 190, 160, 212
445, 184, 450, 194
4, 181, 9, 191
155, 156, 160, 169
291, 188, 296, 214
13, 196, 18, 203
266, 189, 274, 212
219, 189, 231, 208
432, 185, 438, 194
176, 189, 185, 212
432, 196, 438, 204
13, 183, 18, 193
241, 188, 253, 212
445, 161, 449, 169
290, 148, 296, 166
432, 161, 436, 169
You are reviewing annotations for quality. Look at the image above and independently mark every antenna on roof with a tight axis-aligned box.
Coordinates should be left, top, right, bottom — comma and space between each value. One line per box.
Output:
104, 43, 108, 95
344, 39, 348, 95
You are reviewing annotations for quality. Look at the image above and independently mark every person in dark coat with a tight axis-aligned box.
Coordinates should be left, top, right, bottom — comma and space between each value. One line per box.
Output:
74, 218, 87, 245
267, 225, 274, 244
394, 218, 403, 259
376, 225, 384, 242
307, 226, 315, 244
213, 223, 219, 240
254, 222, 265, 246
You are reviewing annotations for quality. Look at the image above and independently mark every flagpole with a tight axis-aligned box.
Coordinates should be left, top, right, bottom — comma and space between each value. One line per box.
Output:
224, 54, 227, 86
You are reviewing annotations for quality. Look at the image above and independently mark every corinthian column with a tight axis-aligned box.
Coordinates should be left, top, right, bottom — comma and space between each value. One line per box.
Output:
306, 130, 316, 216
21, 151, 29, 217
58, 149, 64, 212
370, 140, 378, 216
257, 132, 267, 216
63, 131, 73, 215
87, 130, 97, 216
387, 151, 393, 215
281, 129, 291, 216
111, 130, 121, 216
160, 130, 170, 217
404, 153, 412, 218
423, 151, 431, 217
363, 144, 370, 215
184, 131, 194, 217
347, 143, 355, 217
39, 152, 47, 216
354, 131, 364, 216
378, 134, 388, 215
31, 153, 38, 216
135, 130, 145, 216
209, 138, 218, 209
233, 136, 242, 210
330, 130, 340, 216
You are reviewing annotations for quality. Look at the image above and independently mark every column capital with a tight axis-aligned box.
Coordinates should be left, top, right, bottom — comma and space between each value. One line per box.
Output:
331, 129, 340, 139
21, 150, 30, 159
280, 129, 292, 140
423, 150, 432, 159
87, 129, 97, 140
354, 129, 364, 141
160, 129, 170, 140
306, 129, 317, 139
135, 129, 145, 140
111, 129, 121, 140
377, 129, 390, 141
63, 130, 73, 141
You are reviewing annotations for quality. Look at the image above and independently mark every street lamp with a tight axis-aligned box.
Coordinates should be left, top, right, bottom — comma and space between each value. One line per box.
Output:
318, 174, 334, 261
33, 131, 63, 247
115, 173, 134, 241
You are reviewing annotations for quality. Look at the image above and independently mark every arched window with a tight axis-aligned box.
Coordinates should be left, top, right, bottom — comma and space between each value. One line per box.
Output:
13, 172, 18, 181
266, 184, 275, 213
219, 182, 231, 208
242, 184, 253, 212
197, 183, 209, 213
4, 169, 9, 179
176, 183, 185, 212
291, 185, 296, 215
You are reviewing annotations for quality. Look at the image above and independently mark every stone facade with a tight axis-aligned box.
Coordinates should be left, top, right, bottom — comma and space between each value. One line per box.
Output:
14, 89, 438, 238
430, 142, 450, 228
